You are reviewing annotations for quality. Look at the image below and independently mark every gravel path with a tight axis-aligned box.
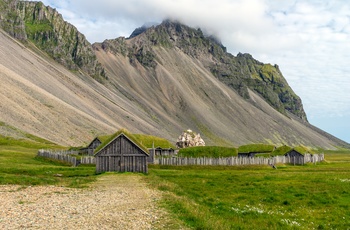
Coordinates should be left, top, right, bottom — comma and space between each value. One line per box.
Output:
0, 174, 173, 230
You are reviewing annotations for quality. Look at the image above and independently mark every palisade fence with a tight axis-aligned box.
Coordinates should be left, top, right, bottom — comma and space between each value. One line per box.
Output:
37, 149, 96, 166
37, 149, 324, 167
154, 154, 325, 166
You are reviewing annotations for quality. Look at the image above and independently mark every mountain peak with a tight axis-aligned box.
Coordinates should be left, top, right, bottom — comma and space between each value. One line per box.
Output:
128, 22, 159, 39
121, 20, 307, 121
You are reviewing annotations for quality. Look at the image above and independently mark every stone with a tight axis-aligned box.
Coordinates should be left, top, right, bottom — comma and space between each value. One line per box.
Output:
176, 129, 205, 148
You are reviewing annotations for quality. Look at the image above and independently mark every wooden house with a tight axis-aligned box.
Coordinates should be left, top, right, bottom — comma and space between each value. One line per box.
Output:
284, 149, 304, 157
284, 149, 305, 165
154, 147, 175, 156
81, 137, 102, 155
95, 131, 149, 173
148, 147, 176, 163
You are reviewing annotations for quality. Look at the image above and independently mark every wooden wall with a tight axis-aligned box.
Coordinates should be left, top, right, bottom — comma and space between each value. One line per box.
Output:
95, 135, 148, 173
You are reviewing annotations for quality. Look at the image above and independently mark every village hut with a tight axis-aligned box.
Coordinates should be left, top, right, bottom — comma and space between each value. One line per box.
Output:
94, 130, 149, 173
80, 135, 113, 155
81, 137, 102, 155
284, 149, 304, 157
284, 149, 305, 165
154, 147, 175, 156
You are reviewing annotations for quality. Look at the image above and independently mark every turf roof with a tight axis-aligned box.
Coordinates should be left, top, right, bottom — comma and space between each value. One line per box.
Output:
94, 129, 149, 155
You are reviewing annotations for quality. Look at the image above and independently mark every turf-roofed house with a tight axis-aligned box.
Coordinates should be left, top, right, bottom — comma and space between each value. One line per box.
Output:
94, 130, 149, 173
80, 135, 111, 155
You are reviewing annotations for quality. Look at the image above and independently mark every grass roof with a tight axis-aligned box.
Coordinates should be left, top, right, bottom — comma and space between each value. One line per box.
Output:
238, 144, 275, 153
271, 145, 316, 156
94, 129, 149, 155
132, 134, 175, 148
271, 145, 293, 156
293, 145, 316, 155
96, 135, 113, 144
178, 146, 237, 158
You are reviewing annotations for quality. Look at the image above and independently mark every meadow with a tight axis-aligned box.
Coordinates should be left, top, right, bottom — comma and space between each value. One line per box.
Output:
146, 150, 350, 229
0, 135, 96, 187
1, 134, 350, 229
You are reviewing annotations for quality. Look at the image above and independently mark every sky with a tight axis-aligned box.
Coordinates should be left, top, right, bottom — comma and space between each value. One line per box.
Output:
39, 0, 350, 144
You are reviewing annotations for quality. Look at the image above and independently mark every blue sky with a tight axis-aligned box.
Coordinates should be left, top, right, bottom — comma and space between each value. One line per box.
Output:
39, 0, 350, 144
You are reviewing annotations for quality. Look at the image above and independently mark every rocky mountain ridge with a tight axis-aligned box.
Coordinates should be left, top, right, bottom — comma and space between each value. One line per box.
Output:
99, 20, 307, 121
0, 0, 105, 80
0, 0, 348, 149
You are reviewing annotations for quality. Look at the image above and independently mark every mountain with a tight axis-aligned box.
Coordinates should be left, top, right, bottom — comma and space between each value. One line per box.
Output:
0, 0, 348, 149
0, 0, 105, 80
109, 20, 308, 121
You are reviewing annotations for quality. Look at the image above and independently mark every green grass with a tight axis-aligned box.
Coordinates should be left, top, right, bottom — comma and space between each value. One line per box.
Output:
2, 130, 350, 229
25, 20, 53, 42
178, 146, 237, 158
294, 145, 317, 154
146, 150, 350, 229
133, 133, 175, 148
0, 135, 96, 187
238, 143, 275, 153
272, 145, 293, 156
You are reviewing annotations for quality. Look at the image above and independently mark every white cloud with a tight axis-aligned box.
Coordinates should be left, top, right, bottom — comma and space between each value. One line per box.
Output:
37, 0, 350, 142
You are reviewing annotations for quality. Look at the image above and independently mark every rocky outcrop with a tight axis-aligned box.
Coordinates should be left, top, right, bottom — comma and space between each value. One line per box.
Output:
0, 0, 27, 40
0, 0, 105, 81
176, 130, 205, 148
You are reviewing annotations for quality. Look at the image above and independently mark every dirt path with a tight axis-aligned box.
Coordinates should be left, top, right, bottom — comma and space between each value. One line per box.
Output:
0, 174, 176, 229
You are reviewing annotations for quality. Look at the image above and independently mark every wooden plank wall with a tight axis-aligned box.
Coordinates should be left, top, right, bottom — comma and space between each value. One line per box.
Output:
95, 136, 148, 173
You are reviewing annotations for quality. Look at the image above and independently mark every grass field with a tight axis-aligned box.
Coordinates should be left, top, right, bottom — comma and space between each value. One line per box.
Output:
0, 135, 96, 187
146, 150, 350, 229
1, 134, 350, 229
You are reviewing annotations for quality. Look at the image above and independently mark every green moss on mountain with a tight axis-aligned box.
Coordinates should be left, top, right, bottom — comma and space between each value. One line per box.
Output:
135, 47, 157, 68
0, 0, 27, 40
0, 0, 106, 81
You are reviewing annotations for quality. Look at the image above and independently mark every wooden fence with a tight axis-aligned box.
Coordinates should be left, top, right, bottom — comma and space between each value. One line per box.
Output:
154, 154, 324, 166
38, 149, 324, 167
80, 156, 96, 165
37, 150, 96, 166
